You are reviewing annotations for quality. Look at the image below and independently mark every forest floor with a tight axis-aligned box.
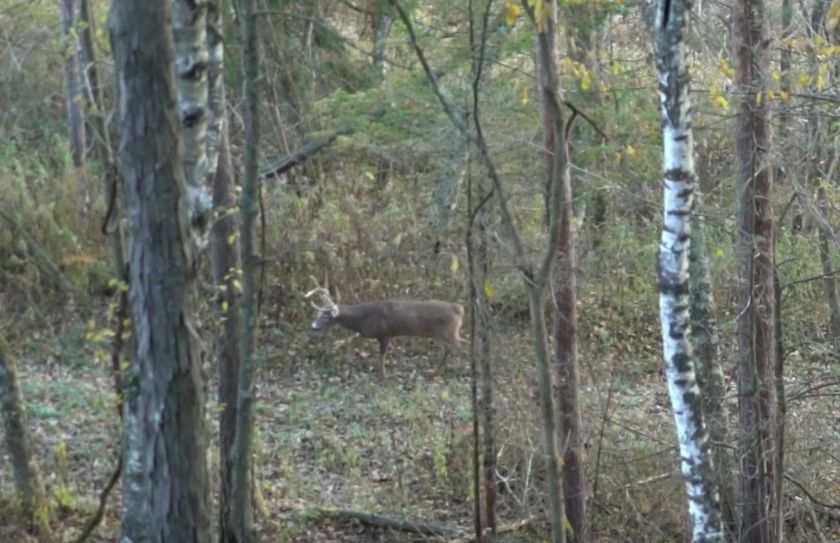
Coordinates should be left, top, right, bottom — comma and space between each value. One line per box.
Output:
1, 313, 839, 542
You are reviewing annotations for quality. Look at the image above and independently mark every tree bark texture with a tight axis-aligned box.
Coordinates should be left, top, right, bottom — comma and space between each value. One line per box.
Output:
59, 0, 86, 168
110, 1, 211, 540
689, 204, 736, 535
229, 0, 260, 539
206, 0, 225, 180
0, 337, 51, 534
172, 0, 212, 234
654, 2, 726, 541
212, 128, 243, 543
733, 0, 779, 540
536, 9, 587, 543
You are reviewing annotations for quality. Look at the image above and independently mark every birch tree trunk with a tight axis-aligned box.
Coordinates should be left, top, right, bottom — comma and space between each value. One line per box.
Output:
229, 0, 260, 539
110, 1, 211, 540
172, 0, 212, 237
59, 0, 86, 168
0, 337, 51, 535
654, 1, 724, 540
733, 0, 779, 539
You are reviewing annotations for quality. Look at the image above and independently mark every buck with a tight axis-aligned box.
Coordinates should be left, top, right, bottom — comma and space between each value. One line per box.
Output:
305, 279, 467, 376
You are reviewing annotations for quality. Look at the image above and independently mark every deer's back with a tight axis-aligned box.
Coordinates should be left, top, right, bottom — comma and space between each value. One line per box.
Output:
339, 300, 463, 339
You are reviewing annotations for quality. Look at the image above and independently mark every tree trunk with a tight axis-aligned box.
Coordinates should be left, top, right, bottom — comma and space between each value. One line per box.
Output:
172, 0, 212, 236
527, 284, 565, 543
59, 0, 86, 168
0, 337, 51, 535
213, 128, 243, 543
371, 2, 394, 84
110, 0, 211, 540
733, 0, 778, 540
229, 0, 260, 539
689, 204, 736, 536
654, 2, 725, 540
537, 8, 587, 542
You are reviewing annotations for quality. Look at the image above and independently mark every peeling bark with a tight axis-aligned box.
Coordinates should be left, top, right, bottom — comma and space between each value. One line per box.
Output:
110, 0, 211, 540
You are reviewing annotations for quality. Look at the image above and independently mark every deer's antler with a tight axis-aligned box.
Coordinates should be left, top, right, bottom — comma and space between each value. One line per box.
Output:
305, 276, 337, 313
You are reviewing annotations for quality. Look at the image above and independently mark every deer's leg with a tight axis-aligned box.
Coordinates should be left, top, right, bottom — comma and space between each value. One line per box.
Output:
377, 337, 389, 377
439, 346, 450, 374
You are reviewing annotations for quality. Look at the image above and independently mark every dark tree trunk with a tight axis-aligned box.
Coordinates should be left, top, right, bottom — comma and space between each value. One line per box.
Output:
0, 337, 51, 535
110, 1, 211, 540
733, 0, 778, 540
229, 0, 260, 539
213, 129, 243, 543
537, 7, 586, 542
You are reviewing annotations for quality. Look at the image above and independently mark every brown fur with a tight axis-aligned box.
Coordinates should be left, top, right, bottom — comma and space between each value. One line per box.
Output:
311, 300, 466, 376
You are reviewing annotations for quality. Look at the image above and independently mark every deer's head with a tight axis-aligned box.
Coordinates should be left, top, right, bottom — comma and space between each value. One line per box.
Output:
305, 277, 339, 331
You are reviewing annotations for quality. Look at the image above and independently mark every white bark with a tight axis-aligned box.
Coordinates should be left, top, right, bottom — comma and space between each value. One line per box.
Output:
172, 0, 212, 234
655, 1, 724, 541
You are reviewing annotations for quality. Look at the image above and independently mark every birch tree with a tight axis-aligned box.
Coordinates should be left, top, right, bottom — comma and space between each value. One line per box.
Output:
654, 1, 724, 540
173, 0, 213, 239
110, 0, 211, 539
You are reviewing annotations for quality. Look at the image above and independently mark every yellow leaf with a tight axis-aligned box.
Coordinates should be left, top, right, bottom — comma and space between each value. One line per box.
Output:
718, 58, 735, 79
364, 171, 375, 181
221, 300, 229, 312
625, 145, 637, 159
450, 255, 460, 273
755, 92, 762, 106
484, 280, 496, 299
715, 248, 725, 258
771, 71, 782, 82
798, 74, 812, 87
711, 94, 730, 111
767, 89, 775, 101
505, 2, 521, 25
393, 232, 403, 247
521, 86, 529, 106
780, 90, 790, 102
579, 70, 592, 91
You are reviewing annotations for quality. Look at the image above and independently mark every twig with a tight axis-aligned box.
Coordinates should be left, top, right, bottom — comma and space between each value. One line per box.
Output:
446, 516, 538, 543
71, 457, 122, 543
260, 128, 353, 178
309, 507, 457, 536
785, 474, 840, 510
0, 206, 89, 304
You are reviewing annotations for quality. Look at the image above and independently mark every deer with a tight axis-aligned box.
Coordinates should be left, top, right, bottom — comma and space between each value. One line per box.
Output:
304, 278, 467, 377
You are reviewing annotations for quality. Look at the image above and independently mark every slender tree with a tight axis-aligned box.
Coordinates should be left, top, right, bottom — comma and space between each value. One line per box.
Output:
654, 1, 725, 541
0, 337, 51, 535
59, 0, 86, 168
536, 7, 587, 541
229, 0, 260, 539
110, 0, 211, 539
204, 1, 245, 541
391, 0, 570, 539
733, 0, 779, 539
